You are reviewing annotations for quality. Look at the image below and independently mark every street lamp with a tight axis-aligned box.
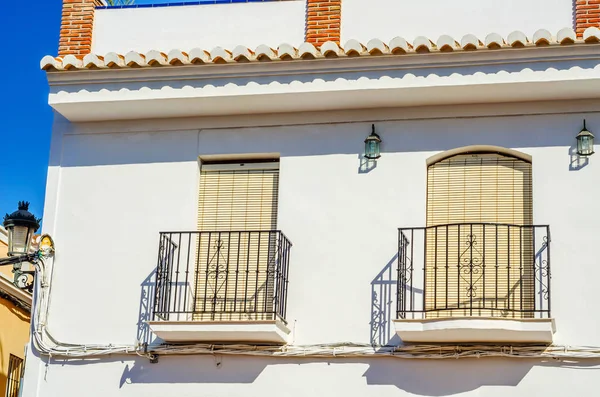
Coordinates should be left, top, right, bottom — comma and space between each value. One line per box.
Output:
3, 201, 40, 256
0, 202, 51, 292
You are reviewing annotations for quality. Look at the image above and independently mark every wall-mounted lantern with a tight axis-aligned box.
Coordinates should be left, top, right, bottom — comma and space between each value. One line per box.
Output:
0, 202, 53, 292
576, 120, 595, 157
3, 201, 40, 256
364, 124, 382, 160
0, 202, 50, 292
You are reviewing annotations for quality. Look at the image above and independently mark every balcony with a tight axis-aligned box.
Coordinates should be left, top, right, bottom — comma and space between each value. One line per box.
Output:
148, 230, 292, 344
394, 223, 555, 344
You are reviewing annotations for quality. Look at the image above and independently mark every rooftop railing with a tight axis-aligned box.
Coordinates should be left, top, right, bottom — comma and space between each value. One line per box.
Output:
100, 0, 291, 9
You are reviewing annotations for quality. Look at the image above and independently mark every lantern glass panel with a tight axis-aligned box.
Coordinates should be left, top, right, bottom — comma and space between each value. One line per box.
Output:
365, 139, 380, 159
578, 134, 594, 156
9, 226, 32, 255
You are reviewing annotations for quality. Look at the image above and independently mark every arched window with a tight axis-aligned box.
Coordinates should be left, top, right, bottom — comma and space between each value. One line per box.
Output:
425, 146, 534, 318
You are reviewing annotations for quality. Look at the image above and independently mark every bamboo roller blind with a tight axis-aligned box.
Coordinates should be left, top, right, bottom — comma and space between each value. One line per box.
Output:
194, 163, 280, 321
425, 153, 534, 318
197, 163, 279, 231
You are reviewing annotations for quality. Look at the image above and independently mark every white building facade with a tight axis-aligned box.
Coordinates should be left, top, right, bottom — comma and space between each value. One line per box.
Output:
25, 0, 600, 396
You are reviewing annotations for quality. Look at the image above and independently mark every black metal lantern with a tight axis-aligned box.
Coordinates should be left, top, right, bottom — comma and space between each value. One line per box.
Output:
3, 202, 40, 256
576, 120, 595, 157
364, 124, 382, 160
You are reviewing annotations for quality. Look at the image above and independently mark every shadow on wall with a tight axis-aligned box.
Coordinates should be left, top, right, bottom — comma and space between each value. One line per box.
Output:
0, 343, 5, 393
56, 113, 593, 169
137, 269, 159, 346
120, 355, 269, 387
363, 357, 534, 396
569, 144, 590, 171
112, 354, 600, 395
370, 253, 398, 346
358, 154, 377, 174
119, 355, 541, 393
571, 0, 577, 30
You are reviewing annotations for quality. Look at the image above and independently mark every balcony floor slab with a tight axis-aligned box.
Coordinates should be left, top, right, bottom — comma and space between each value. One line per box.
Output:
148, 319, 290, 344
393, 317, 556, 344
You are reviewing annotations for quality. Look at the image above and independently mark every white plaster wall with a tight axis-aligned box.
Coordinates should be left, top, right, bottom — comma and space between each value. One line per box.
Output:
37, 111, 600, 346
45, 130, 200, 344
23, 109, 600, 397
92, 1, 306, 54
342, 0, 575, 44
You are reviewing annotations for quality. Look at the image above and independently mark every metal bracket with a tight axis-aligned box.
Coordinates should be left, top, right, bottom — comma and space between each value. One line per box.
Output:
0, 254, 37, 292
143, 342, 159, 364
13, 268, 36, 293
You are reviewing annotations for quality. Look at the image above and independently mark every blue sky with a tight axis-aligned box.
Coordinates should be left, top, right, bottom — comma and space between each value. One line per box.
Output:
0, 2, 61, 224
0, 0, 167, 224
0, 0, 238, 225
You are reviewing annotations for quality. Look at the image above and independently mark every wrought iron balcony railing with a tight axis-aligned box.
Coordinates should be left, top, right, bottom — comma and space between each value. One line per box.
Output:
153, 230, 292, 322
397, 223, 551, 320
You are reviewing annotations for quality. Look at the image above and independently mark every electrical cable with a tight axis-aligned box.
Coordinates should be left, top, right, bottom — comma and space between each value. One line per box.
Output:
28, 253, 600, 361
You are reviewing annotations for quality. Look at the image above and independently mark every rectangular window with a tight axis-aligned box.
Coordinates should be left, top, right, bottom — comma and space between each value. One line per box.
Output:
6, 355, 23, 397
194, 161, 280, 321
197, 162, 279, 231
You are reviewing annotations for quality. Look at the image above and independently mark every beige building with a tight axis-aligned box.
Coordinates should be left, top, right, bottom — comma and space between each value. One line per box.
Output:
0, 226, 31, 397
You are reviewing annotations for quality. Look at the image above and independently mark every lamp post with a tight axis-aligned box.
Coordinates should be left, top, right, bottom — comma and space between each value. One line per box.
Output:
0, 202, 51, 292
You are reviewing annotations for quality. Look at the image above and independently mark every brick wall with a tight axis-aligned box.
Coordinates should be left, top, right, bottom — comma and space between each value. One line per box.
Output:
305, 0, 341, 46
58, 0, 104, 58
576, 0, 600, 37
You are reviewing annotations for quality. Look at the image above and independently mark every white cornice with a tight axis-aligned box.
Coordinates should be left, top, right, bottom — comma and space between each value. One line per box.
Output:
61, 99, 600, 135
46, 44, 600, 122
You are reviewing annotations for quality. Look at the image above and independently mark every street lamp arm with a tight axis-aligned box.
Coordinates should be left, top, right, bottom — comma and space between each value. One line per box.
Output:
0, 253, 37, 267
